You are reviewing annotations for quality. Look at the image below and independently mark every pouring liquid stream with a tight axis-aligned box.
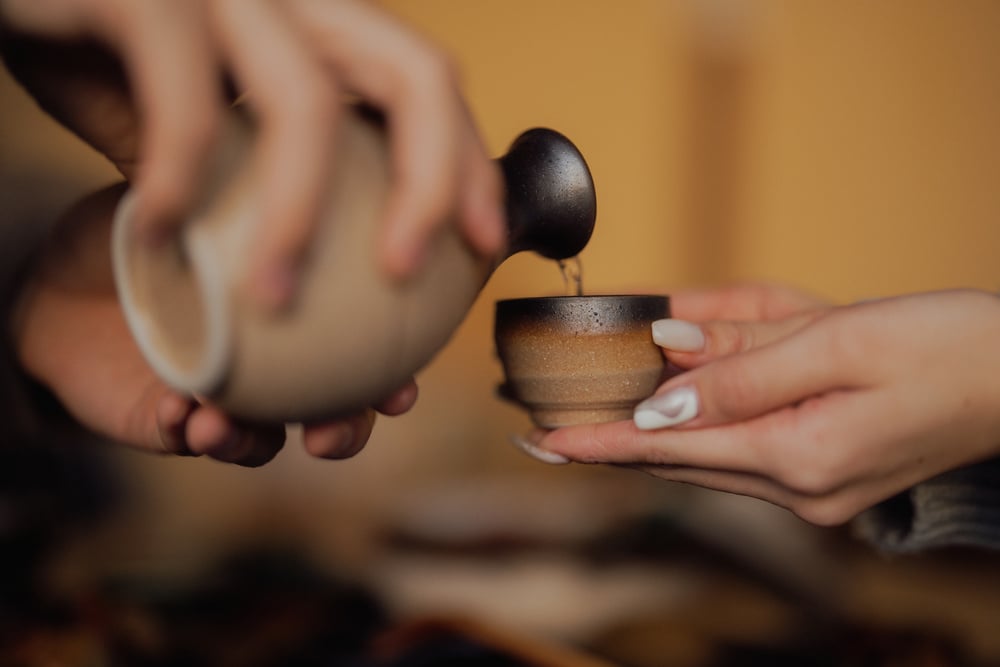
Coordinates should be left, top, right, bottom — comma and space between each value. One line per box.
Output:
557, 257, 584, 296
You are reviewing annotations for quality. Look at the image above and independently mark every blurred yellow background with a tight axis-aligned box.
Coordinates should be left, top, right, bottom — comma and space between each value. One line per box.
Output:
3, 0, 1000, 662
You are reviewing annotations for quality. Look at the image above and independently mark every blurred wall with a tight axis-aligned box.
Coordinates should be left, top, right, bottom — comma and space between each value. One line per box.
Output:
3, 0, 1000, 574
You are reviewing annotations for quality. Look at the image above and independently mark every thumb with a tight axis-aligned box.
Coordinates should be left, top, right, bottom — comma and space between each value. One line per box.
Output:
634, 314, 850, 430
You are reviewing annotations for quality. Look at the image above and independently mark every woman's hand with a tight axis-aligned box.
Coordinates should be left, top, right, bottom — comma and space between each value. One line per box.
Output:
1, 0, 504, 308
13, 185, 417, 466
530, 286, 1000, 526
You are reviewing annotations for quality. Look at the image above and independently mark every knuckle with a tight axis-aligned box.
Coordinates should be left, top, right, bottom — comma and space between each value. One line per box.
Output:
157, 95, 220, 148
140, 166, 187, 209
772, 447, 834, 496
711, 364, 759, 421
791, 455, 855, 498
714, 321, 755, 356
818, 311, 875, 373
182, 106, 221, 151
768, 410, 853, 497
290, 79, 338, 127
704, 322, 739, 357
791, 496, 857, 527
389, 43, 459, 104
258, 71, 337, 129
304, 434, 340, 459
778, 463, 839, 497
416, 44, 460, 88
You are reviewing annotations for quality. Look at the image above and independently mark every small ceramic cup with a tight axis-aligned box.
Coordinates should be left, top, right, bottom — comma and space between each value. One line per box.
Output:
494, 295, 670, 428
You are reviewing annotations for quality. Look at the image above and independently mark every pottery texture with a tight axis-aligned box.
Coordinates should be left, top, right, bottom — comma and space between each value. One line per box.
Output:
495, 295, 670, 428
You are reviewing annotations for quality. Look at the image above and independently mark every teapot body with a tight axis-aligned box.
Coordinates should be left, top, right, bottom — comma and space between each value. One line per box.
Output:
112, 109, 594, 423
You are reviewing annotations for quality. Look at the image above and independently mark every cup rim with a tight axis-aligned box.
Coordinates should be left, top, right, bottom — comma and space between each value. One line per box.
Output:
496, 293, 668, 304
495, 294, 669, 324
111, 190, 231, 396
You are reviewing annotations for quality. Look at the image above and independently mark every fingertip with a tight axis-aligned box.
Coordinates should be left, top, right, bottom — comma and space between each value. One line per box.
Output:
303, 410, 375, 459
508, 432, 570, 465
185, 406, 240, 458
133, 175, 188, 246
379, 134, 456, 280
155, 392, 196, 455
376, 380, 419, 416
651, 319, 705, 352
351, 409, 377, 456
302, 421, 356, 459
157, 391, 194, 430
186, 407, 284, 466
132, 91, 220, 248
247, 261, 300, 312
463, 201, 506, 260
459, 163, 506, 259
381, 230, 430, 280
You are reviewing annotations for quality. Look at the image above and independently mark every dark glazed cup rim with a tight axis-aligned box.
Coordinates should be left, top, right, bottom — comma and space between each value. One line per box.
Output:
496, 294, 669, 316
495, 294, 670, 330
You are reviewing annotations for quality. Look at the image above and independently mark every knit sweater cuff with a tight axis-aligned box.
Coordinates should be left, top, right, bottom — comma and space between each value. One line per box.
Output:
854, 458, 1000, 553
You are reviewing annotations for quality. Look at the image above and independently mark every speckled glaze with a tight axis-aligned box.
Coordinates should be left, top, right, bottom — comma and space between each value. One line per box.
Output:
112, 109, 597, 424
494, 295, 670, 428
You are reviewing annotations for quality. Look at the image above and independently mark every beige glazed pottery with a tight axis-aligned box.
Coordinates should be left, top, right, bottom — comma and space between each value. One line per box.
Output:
112, 108, 597, 423
494, 295, 670, 428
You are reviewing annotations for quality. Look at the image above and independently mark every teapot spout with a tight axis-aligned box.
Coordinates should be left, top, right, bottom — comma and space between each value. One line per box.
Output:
499, 128, 597, 260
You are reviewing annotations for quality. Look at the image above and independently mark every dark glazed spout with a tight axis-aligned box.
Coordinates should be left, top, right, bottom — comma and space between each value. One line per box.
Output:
499, 128, 597, 260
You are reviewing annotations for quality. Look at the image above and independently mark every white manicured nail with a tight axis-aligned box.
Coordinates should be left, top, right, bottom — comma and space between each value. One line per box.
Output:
508, 434, 570, 465
651, 319, 705, 351
633, 386, 699, 430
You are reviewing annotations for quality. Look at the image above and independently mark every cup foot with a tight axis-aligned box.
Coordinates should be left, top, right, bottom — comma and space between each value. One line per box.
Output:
529, 405, 635, 429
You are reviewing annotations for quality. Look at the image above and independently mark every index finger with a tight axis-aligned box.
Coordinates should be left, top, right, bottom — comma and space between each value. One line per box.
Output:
635, 312, 862, 431
288, 0, 472, 278
110, 0, 222, 242
656, 309, 823, 369
211, 0, 340, 310
529, 410, 790, 475
669, 283, 830, 323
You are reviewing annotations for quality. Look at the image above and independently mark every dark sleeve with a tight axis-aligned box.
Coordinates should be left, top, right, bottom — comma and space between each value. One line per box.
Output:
0, 213, 48, 442
853, 458, 1000, 553
0, 163, 81, 442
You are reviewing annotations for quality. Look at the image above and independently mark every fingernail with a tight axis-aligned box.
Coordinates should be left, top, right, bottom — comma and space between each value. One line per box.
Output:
399, 240, 429, 278
253, 263, 297, 310
132, 190, 178, 248
508, 434, 570, 465
651, 319, 705, 351
329, 424, 357, 458
633, 386, 699, 430
159, 393, 192, 428
217, 430, 249, 459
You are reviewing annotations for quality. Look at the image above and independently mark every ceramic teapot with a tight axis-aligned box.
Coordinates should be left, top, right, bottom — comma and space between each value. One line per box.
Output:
111, 108, 596, 423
